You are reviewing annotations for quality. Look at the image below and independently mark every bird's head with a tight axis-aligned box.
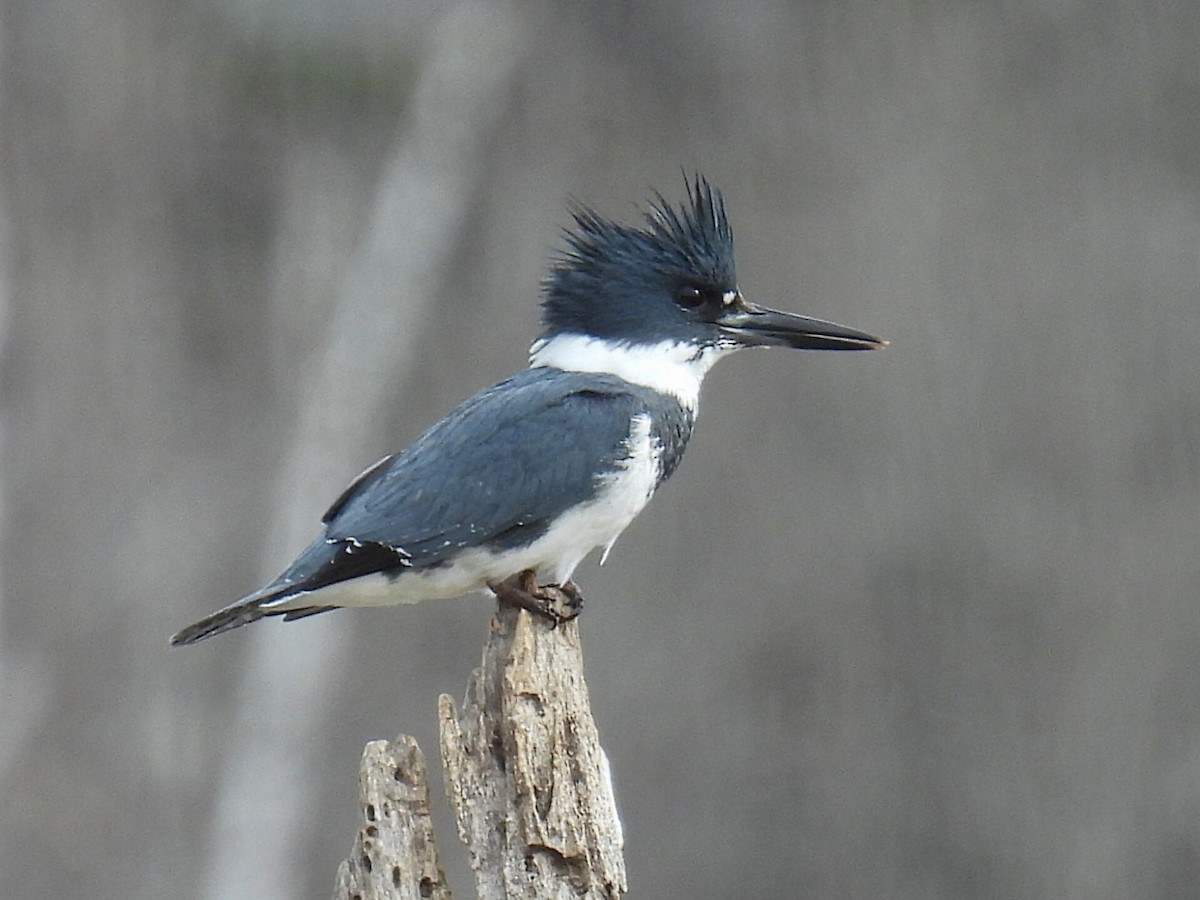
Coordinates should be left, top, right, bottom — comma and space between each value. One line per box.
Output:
538, 175, 884, 353
531, 176, 885, 407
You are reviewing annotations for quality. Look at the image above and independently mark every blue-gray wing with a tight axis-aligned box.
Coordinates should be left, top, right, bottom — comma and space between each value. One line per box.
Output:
273, 369, 650, 593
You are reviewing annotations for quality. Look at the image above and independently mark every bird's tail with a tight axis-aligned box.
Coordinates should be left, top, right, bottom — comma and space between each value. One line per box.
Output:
170, 587, 333, 646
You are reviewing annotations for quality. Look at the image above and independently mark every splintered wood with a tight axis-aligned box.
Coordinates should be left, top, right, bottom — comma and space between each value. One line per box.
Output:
440, 605, 626, 899
332, 736, 452, 900
333, 604, 626, 899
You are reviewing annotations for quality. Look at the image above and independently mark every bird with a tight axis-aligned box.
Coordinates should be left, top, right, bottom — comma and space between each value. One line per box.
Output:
171, 176, 885, 646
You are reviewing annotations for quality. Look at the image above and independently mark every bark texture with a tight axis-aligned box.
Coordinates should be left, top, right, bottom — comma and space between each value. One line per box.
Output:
332, 735, 453, 900
333, 605, 626, 898
439, 606, 627, 899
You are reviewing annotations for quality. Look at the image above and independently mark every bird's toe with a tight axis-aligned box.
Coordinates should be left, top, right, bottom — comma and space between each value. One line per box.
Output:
488, 570, 581, 625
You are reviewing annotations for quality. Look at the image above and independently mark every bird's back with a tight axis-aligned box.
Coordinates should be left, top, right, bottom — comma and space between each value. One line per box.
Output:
172, 368, 693, 644
321, 368, 692, 561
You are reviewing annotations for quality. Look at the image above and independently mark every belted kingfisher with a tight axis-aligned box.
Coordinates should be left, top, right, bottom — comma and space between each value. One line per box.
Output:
172, 176, 884, 645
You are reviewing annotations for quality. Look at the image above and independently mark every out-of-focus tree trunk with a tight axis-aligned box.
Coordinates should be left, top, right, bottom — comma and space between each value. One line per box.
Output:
200, 5, 533, 899
0, 1, 282, 894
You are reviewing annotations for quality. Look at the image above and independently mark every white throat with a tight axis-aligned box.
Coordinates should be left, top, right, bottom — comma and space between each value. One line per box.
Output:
529, 333, 734, 410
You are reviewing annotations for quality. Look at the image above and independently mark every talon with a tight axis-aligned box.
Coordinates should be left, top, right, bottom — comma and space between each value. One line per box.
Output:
556, 580, 584, 617
488, 569, 583, 624
518, 569, 539, 595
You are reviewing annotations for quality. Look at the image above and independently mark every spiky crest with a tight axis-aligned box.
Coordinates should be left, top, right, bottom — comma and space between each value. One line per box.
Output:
540, 175, 736, 341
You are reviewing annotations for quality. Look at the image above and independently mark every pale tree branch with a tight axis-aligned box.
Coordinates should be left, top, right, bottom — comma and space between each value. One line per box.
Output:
334, 604, 627, 899
332, 736, 452, 900
441, 605, 626, 899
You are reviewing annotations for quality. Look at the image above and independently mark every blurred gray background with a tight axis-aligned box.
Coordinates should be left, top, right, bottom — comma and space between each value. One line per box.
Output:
3, 1, 1199, 897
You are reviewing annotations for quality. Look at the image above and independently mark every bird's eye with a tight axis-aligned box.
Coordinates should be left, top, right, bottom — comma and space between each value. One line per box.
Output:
675, 285, 709, 310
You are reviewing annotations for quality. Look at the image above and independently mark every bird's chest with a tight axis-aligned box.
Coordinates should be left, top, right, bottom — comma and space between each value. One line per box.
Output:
589, 408, 691, 533
596, 414, 662, 523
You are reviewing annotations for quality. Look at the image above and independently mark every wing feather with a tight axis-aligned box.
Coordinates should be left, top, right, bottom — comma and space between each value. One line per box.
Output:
277, 370, 648, 591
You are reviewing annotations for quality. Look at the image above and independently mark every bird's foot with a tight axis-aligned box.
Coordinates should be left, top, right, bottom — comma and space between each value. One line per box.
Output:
489, 569, 583, 625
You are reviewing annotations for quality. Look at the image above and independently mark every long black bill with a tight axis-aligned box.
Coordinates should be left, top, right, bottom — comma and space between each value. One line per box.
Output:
717, 300, 886, 351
